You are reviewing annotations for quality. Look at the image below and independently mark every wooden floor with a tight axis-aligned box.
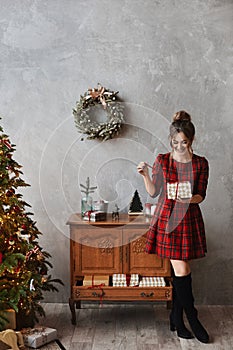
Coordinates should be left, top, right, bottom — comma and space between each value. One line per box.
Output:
37, 303, 233, 350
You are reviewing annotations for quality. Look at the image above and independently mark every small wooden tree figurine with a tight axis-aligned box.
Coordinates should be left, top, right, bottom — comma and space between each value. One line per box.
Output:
128, 190, 144, 215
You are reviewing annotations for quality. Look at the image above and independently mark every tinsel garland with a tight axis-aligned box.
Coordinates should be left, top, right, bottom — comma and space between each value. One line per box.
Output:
73, 84, 124, 141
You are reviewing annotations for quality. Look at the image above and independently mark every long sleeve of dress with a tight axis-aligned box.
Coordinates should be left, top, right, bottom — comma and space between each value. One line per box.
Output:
151, 154, 164, 198
196, 157, 209, 200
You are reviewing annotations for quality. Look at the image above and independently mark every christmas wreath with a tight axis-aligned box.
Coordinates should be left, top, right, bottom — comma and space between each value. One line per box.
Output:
73, 84, 124, 141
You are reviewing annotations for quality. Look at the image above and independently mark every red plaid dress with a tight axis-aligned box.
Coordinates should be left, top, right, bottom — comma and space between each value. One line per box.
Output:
145, 153, 209, 260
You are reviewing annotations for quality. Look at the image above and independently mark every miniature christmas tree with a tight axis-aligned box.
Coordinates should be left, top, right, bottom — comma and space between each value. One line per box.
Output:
80, 177, 97, 216
0, 119, 63, 330
128, 190, 144, 215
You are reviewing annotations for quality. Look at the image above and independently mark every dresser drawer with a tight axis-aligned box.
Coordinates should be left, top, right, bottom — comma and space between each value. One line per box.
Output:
72, 284, 172, 301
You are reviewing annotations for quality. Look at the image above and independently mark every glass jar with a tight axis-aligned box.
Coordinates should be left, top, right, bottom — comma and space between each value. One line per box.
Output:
81, 195, 93, 217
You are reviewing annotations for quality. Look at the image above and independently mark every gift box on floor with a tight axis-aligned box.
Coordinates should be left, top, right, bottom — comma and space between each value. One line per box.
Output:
83, 275, 109, 286
1, 309, 16, 330
22, 327, 57, 348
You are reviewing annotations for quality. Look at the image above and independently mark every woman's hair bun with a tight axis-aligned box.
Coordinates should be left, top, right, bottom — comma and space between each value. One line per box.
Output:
172, 110, 191, 123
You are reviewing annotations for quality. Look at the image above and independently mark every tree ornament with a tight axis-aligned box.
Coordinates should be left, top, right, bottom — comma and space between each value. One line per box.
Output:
29, 279, 35, 291
12, 205, 21, 213
1, 138, 11, 149
26, 246, 40, 261
40, 266, 48, 275
17, 229, 30, 242
6, 188, 15, 197
41, 276, 48, 283
73, 83, 124, 141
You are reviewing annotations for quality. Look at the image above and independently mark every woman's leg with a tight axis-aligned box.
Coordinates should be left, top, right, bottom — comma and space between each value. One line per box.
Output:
170, 259, 191, 276
169, 260, 193, 339
170, 260, 209, 343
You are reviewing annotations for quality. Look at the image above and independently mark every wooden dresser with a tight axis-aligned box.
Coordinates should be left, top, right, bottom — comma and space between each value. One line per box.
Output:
67, 214, 172, 325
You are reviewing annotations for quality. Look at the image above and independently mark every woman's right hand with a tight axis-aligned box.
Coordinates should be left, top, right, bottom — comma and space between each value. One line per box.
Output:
137, 162, 149, 176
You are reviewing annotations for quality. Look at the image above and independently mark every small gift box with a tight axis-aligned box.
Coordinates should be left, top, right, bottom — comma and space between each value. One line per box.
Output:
112, 274, 127, 287
83, 211, 107, 221
139, 276, 166, 287
167, 181, 192, 200
129, 274, 139, 287
22, 327, 57, 348
112, 274, 139, 287
83, 275, 109, 286
1, 309, 16, 330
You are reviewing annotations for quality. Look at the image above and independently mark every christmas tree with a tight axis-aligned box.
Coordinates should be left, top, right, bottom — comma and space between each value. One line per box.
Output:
0, 119, 63, 330
128, 190, 144, 215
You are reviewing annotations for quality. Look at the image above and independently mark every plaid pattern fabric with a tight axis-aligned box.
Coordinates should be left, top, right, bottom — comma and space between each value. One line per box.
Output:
145, 153, 209, 260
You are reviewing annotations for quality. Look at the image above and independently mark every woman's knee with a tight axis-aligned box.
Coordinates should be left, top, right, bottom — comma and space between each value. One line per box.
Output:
170, 259, 191, 276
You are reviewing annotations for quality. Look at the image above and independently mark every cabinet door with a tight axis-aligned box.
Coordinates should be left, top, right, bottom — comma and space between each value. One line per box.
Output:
123, 228, 171, 276
72, 227, 122, 276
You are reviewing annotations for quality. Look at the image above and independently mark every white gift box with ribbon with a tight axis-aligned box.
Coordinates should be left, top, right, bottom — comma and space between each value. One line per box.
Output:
23, 327, 57, 348
167, 181, 192, 200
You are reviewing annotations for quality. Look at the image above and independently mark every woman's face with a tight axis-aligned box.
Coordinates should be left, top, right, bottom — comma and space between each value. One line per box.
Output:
171, 132, 191, 156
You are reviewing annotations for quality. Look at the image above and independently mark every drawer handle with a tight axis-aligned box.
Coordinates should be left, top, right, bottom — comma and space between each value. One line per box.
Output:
92, 291, 105, 298
140, 292, 154, 298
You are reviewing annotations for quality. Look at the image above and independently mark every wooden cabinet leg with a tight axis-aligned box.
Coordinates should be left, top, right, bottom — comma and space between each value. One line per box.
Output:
69, 298, 76, 325
76, 300, 81, 309
166, 300, 172, 309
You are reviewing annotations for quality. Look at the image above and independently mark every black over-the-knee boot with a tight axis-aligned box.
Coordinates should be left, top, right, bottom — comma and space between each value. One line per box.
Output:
170, 284, 194, 339
173, 273, 209, 343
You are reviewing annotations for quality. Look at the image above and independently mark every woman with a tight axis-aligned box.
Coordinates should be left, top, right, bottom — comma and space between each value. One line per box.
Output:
137, 111, 209, 343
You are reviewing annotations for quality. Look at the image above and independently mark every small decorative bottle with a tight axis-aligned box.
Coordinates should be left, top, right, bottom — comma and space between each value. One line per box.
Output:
145, 203, 152, 217
80, 177, 97, 217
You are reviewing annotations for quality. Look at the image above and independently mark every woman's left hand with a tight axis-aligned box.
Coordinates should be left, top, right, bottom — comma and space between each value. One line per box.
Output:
176, 194, 203, 204
176, 196, 191, 204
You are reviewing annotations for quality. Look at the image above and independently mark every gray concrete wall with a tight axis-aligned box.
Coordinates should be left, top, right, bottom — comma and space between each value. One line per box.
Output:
0, 0, 232, 304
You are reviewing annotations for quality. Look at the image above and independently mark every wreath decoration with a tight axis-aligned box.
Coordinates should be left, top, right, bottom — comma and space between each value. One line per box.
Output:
73, 84, 124, 141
